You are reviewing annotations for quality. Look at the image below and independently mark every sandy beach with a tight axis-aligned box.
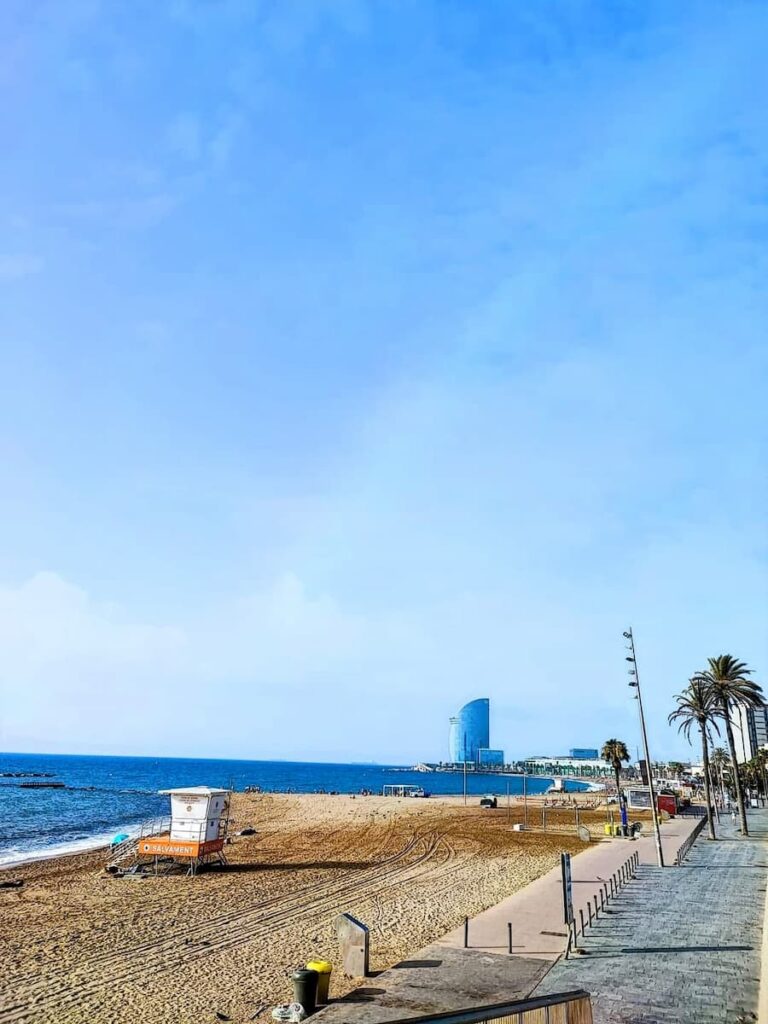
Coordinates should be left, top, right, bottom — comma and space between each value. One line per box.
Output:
0, 792, 613, 1024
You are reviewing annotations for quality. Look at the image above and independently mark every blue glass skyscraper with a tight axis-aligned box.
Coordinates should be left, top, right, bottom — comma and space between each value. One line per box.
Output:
448, 698, 490, 762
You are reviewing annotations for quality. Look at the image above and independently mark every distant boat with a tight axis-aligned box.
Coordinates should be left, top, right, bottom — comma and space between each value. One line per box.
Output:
20, 781, 65, 789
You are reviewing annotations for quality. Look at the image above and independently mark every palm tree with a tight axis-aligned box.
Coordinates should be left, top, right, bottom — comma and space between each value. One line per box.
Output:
755, 749, 768, 799
668, 678, 719, 840
601, 739, 630, 797
741, 759, 758, 799
711, 746, 731, 805
693, 655, 764, 835
708, 749, 733, 802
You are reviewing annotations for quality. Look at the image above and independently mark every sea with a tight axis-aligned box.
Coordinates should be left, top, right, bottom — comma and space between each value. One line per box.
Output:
0, 752, 587, 866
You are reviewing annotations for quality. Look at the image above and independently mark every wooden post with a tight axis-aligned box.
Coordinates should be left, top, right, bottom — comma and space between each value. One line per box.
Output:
464, 917, 469, 948
579, 908, 585, 935
507, 922, 512, 954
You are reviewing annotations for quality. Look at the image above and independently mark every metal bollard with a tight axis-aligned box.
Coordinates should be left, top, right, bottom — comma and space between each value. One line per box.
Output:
594, 894, 599, 917
603, 883, 608, 903
610, 876, 615, 897
600, 889, 605, 911
579, 908, 585, 935
464, 917, 469, 948
588, 901, 593, 926
507, 922, 512, 954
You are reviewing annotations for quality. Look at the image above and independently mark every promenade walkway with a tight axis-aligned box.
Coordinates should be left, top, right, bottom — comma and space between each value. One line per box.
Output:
533, 810, 768, 1023
437, 815, 702, 959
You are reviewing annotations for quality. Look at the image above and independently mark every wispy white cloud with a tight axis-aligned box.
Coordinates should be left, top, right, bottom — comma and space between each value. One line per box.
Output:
0, 254, 43, 279
167, 112, 203, 161
52, 193, 182, 230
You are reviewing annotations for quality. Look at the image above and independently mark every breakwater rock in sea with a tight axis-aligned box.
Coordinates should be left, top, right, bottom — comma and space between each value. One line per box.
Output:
1, 772, 55, 778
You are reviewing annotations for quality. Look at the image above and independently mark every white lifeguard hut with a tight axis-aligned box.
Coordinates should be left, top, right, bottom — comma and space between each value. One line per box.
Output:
137, 787, 231, 875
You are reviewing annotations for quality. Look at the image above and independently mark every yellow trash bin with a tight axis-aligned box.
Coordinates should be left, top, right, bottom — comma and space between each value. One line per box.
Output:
307, 960, 332, 1004
604, 823, 613, 836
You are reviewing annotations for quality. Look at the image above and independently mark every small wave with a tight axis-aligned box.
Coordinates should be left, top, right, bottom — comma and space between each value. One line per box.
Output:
0, 824, 141, 869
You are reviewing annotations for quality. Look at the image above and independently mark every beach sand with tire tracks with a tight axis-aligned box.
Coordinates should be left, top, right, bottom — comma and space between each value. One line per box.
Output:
0, 792, 609, 1024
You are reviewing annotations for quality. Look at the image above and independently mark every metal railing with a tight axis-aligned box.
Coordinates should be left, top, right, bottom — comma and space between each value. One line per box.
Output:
365, 991, 592, 1024
569, 851, 639, 953
674, 815, 707, 866
107, 815, 171, 868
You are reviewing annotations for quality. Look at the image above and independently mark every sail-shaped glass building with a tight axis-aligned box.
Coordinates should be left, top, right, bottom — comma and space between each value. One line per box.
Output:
448, 698, 490, 763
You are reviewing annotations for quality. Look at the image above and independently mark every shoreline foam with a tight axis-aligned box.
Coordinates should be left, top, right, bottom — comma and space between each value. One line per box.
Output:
0, 826, 133, 870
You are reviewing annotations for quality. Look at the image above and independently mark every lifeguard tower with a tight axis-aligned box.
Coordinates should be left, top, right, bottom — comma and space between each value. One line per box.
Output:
136, 787, 231, 875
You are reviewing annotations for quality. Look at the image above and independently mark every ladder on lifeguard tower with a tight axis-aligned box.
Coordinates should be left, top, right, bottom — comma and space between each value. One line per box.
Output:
106, 815, 171, 871
107, 836, 139, 868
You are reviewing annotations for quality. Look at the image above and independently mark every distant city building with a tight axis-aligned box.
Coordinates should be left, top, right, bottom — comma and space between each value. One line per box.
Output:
522, 755, 613, 778
569, 748, 599, 760
448, 698, 490, 763
731, 704, 768, 763
478, 748, 504, 767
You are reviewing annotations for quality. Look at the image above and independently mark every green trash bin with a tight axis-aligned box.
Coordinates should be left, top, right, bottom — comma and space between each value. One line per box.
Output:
292, 969, 319, 1016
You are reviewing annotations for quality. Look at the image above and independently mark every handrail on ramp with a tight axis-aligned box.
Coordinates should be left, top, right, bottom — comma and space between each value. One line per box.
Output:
345, 990, 593, 1024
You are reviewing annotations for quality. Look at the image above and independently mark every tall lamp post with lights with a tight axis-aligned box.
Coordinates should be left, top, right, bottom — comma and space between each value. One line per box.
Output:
624, 628, 664, 868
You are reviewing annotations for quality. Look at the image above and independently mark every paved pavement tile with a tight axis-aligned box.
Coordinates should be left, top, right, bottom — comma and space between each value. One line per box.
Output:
532, 810, 768, 1023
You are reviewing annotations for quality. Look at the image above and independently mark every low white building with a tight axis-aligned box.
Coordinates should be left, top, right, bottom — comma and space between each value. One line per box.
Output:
521, 756, 613, 778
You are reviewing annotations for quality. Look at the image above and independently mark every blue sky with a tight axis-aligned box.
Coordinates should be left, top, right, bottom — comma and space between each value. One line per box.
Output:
1, 0, 766, 764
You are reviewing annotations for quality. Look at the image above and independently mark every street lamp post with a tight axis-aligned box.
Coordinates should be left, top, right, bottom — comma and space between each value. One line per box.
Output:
624, 628, 665, 868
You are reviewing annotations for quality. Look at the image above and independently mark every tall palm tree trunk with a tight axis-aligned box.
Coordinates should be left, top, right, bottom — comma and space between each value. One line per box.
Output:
613, 763, 621, 798
700, 724, 716, 840
722, 702, 749, 835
